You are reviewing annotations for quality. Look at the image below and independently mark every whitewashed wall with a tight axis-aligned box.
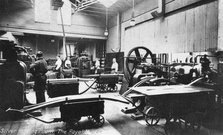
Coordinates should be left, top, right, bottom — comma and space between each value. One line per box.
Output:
123, 1, 218, 55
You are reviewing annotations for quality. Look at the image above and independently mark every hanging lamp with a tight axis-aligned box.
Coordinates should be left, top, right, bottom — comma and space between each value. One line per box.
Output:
130, 0, 135, 26
104, 8, 109, 36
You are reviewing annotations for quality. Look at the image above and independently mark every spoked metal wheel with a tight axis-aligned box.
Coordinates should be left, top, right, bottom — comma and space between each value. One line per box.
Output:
192, 122, 201, 131
90, 82, 98, 90
145, 107, 160, 126
96, 84, 107, 92
89, 115, 105, 127
66, 118, 81, 129
126, 46, 155, 77
185, 121, 191, 129
184, 112, 201, 131
185, 121, 201, 131
96, 83, 100, 91
112, 84, 118, 92
107, 84, 118, 92
103, 84, 108, 92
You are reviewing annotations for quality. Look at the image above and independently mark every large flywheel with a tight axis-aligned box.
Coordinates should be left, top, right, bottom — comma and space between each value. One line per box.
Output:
125, 46, 155, 77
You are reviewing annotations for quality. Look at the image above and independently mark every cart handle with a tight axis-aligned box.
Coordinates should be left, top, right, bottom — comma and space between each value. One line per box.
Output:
6, 108, 59, 124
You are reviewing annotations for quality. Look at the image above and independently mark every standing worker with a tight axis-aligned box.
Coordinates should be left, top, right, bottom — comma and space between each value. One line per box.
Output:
63, 56, 73, 78
55, 55, 62, 78
200, 54, 211, 76
64, 56, 71, 69
111, 58, 118, 74
94, 58, 100, 73
30, 51, 48, 104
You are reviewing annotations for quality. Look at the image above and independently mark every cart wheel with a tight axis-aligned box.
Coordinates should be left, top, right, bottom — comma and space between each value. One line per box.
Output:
107, 84, 118, 92
100, 84, 107, 92
185, 121, 191, 129
145, 107, 160, 126
107, 86, 111, 92
104, 84, 109, 92
165, 116, 172, 125
111, 84, 118, 92
192, 122, 201, 131
184, 113, 201, 131
89, 115, 105, 127
96, 84, 102, 92
97, 84, 107, 92
66, 119, 80, 129
185, 121, 199, 130
95, 83, 99, 90
96, 83, 100, 91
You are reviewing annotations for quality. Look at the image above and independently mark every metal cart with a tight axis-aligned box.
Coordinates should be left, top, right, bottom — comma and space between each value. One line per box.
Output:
60, 99, 105, 128
95, 74, 119, 92
130, 85, 215, 130
84, 74, 122, 92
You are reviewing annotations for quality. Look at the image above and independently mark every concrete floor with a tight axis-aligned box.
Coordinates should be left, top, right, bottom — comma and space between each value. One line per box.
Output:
0, 81, 223, 135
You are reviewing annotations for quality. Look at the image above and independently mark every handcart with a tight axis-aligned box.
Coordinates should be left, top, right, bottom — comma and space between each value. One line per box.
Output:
84, 74, 123, 92
47, 78, 79, 98
6, 94, 129, 129
96, 74, 119, 92
60, 98, 105, 128
122, 78, 215, 130
142, 89, 214, 129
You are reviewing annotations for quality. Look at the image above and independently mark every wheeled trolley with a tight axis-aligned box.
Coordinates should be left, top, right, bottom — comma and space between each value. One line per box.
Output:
83, 74, 123, 92
131, 85, 215, 130
121, 77, 215, 131
47, 78, 80, 98
60, 99, 105, 128
95, 74, 119, 92
6, 94, 129, 130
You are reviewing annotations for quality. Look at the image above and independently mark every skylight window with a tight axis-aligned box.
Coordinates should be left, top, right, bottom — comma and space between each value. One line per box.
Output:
97, 0, 118, 7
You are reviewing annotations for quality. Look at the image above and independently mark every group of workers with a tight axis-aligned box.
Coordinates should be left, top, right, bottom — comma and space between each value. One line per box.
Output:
29, 52, 72, 104
29, 51, 119, 104
29, 49, 214, 105
54, 55, 72, 78
94, 58, 119, 74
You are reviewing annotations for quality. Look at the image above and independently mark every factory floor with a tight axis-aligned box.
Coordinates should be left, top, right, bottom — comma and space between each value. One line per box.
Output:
0, 82, 223, 135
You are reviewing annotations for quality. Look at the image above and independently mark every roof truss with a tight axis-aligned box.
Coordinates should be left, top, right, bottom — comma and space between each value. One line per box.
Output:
70, 0, 99, 12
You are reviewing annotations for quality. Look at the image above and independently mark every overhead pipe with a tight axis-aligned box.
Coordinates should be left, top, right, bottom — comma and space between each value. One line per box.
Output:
151, 0, 165, 18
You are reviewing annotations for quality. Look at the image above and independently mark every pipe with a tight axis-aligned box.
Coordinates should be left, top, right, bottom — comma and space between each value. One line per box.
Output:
59, 7, 67, 58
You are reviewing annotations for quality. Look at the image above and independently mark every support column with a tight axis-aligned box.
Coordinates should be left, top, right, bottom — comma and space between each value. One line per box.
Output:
218, 0, 223, 50
59, 7, 67, 60
117, 12, 122, 51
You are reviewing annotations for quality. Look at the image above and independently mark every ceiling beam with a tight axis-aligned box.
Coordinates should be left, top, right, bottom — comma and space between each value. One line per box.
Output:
70, 0, 99, 11
82, 9, 106, 14
87, 5, 117, 13
77, 0, 98, 11
81, 9, 115, 16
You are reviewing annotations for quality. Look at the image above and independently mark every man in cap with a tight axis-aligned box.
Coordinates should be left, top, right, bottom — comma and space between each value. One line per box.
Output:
200, 54, 211, 76
30, 51, 48, 103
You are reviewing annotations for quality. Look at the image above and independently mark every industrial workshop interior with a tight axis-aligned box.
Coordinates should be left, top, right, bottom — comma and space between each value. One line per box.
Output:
1, 0, 223, 134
